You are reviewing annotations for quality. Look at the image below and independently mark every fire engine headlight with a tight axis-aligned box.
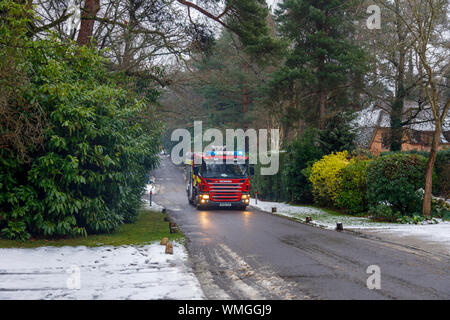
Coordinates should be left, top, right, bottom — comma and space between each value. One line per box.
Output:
200, 194, 209, 200
241, 194, 249, 200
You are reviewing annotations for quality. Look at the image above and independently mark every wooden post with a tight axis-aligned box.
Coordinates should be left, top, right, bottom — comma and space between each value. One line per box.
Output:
165, 241, 173, 254
169, 222, 179, 233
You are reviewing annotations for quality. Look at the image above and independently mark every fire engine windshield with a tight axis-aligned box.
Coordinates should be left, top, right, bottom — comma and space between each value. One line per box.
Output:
200, 162, 248, 179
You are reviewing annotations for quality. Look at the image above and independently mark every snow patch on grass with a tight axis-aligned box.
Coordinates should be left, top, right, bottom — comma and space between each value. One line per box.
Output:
250, 198, 450, 251
0, 243, 204, 300
142, 198, 165, 212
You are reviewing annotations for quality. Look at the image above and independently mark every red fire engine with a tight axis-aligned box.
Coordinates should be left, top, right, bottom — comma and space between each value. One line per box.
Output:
185, 149, 254, 210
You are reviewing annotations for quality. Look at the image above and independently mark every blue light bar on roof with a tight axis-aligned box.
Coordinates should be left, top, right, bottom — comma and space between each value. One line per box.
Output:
205, 151, 245, 156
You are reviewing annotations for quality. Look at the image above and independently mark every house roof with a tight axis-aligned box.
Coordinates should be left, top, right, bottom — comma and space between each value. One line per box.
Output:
353, 101, 450, 148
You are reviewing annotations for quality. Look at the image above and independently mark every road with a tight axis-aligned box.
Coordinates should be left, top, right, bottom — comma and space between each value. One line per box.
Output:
152, 155, 450, 300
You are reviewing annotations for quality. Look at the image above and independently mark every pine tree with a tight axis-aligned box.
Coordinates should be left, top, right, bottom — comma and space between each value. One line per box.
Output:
271, 0, 367, 129
192, 31, 266, 130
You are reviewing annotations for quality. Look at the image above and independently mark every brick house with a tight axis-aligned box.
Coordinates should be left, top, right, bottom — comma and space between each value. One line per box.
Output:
354, 103, 450, 155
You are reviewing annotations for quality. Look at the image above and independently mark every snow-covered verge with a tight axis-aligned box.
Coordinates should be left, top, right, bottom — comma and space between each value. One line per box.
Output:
141, 178, 165, 212
142, 198, 165, 212
0, 243, 205, 300
250, 198, 450, 254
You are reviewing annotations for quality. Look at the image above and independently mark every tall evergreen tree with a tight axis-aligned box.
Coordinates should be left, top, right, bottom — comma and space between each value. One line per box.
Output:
271, 0, 367, 129
193, 32, 257, 129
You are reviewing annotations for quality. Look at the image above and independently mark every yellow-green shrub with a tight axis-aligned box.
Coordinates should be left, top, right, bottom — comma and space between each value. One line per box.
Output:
336, 159, 370, 214
309, 151, 350, 206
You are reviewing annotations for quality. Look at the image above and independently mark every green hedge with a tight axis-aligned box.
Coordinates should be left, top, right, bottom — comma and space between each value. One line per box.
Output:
251, 119, 357, 204
283, 129, 324, 203
380, 149, 449, 198
366, 153, 429, 217
250, 129, 324, 203
250, 152, 288, 202
0, 4, 161, 240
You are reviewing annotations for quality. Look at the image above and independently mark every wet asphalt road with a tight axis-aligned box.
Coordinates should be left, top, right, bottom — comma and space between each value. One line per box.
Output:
152, 156, 450, 300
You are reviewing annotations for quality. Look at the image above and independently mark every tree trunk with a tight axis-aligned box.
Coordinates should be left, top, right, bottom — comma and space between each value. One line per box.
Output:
319, 90, 326, 129
422, 125, 441, 217
390, 81, 404, 151
390, 0, 406, 151
77, 0, 100, 46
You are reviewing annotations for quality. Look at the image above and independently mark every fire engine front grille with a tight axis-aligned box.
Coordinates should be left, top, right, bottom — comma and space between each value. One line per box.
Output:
210, 194, 241, 202
209, 182, 244, 202
210, 183, 241, 193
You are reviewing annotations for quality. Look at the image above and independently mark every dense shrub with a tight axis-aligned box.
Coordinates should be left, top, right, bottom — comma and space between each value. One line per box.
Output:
380, 149, 449, 198
0, 4, 161, 240
251, 111, 357, 204
368, 203, 399, 222
318, 112, 357, 155
250, 152, 288, 202
336, 159, 370, 214
309, 151, 350, 206
366, 153, 429, 217
283, 129, 324, 203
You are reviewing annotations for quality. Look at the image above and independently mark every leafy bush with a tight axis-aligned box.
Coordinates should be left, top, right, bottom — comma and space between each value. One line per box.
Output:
431, 197, 450, 218
251, 113, 357, 204
380, 149, 449, 198
397, 215, 426, 225
250, 152, 289, 202
366, 153, 429, 217
318, 112, 357, 155
442, 211, 450, 221
368, 203, 400, 222
336, 159, 370, 214
0, 4, 161, 240
309, 151, 350, 206
251, 128, 325, 203
283, 129, 324, 203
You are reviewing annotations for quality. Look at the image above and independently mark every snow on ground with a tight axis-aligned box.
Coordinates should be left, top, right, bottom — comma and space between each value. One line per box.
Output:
250, 198, 394, 229
250, 198, 450, 254
142, 180, 165, 212
0, 243, 205, 300
142, 198, 165, 212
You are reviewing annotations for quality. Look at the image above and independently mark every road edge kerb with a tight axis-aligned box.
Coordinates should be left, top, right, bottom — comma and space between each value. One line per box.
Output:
249, 205, 450, 261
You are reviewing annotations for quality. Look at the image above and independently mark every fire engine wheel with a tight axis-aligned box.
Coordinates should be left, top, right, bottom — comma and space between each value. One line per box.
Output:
196, 204, 207, 210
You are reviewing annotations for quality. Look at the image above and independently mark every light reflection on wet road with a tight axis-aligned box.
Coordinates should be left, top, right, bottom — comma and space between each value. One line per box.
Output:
153, 155, 450, 300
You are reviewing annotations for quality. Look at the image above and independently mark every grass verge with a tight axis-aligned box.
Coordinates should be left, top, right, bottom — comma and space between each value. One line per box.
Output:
0, 209, 181, 248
